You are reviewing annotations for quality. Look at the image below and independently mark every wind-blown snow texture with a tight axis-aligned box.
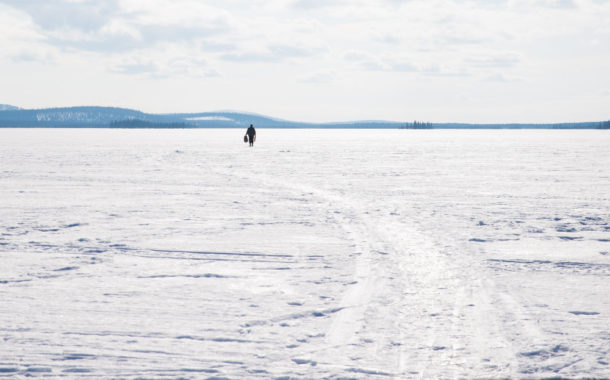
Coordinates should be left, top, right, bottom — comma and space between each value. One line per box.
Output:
1, 129, 609, 378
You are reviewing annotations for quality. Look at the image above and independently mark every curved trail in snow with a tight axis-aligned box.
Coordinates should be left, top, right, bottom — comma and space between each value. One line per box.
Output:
203, 130, 609, 378
209, 153, 521, 378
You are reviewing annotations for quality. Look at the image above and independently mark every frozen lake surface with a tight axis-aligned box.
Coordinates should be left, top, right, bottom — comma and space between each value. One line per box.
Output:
1, 129, 609, 378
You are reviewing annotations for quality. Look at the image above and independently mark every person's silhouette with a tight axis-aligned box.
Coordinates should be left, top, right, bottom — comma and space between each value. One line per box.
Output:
246, 124, 256, 147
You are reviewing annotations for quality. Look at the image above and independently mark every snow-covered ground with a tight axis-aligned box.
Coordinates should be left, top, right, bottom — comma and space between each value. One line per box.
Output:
1, 129, 609, 378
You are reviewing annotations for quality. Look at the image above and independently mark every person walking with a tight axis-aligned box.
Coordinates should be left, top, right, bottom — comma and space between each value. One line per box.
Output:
246, 124, 256, 147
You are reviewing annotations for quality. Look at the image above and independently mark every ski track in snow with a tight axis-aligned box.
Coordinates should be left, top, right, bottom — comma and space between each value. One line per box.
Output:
0, 129, 609, 378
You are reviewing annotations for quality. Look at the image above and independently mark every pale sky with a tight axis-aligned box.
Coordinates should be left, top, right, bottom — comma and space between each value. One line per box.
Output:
1, 0, 609, 123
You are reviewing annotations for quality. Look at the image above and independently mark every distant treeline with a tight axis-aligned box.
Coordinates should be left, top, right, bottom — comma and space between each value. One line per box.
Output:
400, 121, 433, 129
550, 120, 610, 129
109, 119, 192, 128
405, 120, 610, 129
596, 120, 610, 129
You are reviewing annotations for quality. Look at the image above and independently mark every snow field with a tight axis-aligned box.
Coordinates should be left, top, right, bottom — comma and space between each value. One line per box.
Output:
0, 128, 609, 378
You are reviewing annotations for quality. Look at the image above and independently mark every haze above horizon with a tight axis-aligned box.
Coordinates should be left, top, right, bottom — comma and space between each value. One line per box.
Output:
1, 0, 609, 124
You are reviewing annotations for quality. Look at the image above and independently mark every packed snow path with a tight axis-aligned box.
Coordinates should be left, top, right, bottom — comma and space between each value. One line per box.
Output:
1, 129, 609, 378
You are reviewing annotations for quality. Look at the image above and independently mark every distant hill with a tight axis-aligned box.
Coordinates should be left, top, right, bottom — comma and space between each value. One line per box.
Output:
0, 106, 404, 128
173, 111, 404, 129
0, 104, 20, 111
0, 106, 178, 127
0, 106, 607, 129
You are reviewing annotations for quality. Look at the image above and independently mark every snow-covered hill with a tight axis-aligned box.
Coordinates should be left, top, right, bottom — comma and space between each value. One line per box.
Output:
0, 106, 404, 128
0, 104, 20, 111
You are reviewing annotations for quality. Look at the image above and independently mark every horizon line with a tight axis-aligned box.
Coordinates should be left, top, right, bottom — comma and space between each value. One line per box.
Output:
1, 104, 608, 126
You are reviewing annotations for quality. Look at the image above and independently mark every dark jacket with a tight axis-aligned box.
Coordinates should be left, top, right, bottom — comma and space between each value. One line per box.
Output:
247, 126, 256, 137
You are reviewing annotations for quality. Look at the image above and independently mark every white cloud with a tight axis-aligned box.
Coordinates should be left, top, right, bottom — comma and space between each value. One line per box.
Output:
221, 43, 323, 63
0, 4, 57, 62
0, 0, 233, 54
535, 0, 578, 9
464, 53, 520, 68
484, 73, 508, 82
0, 0, 121, 32
344, 51, 420, 72
300, 71, 336, 83
290, 0, 341, 9
422, 64, 472, 78
111, 61, 159, 75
